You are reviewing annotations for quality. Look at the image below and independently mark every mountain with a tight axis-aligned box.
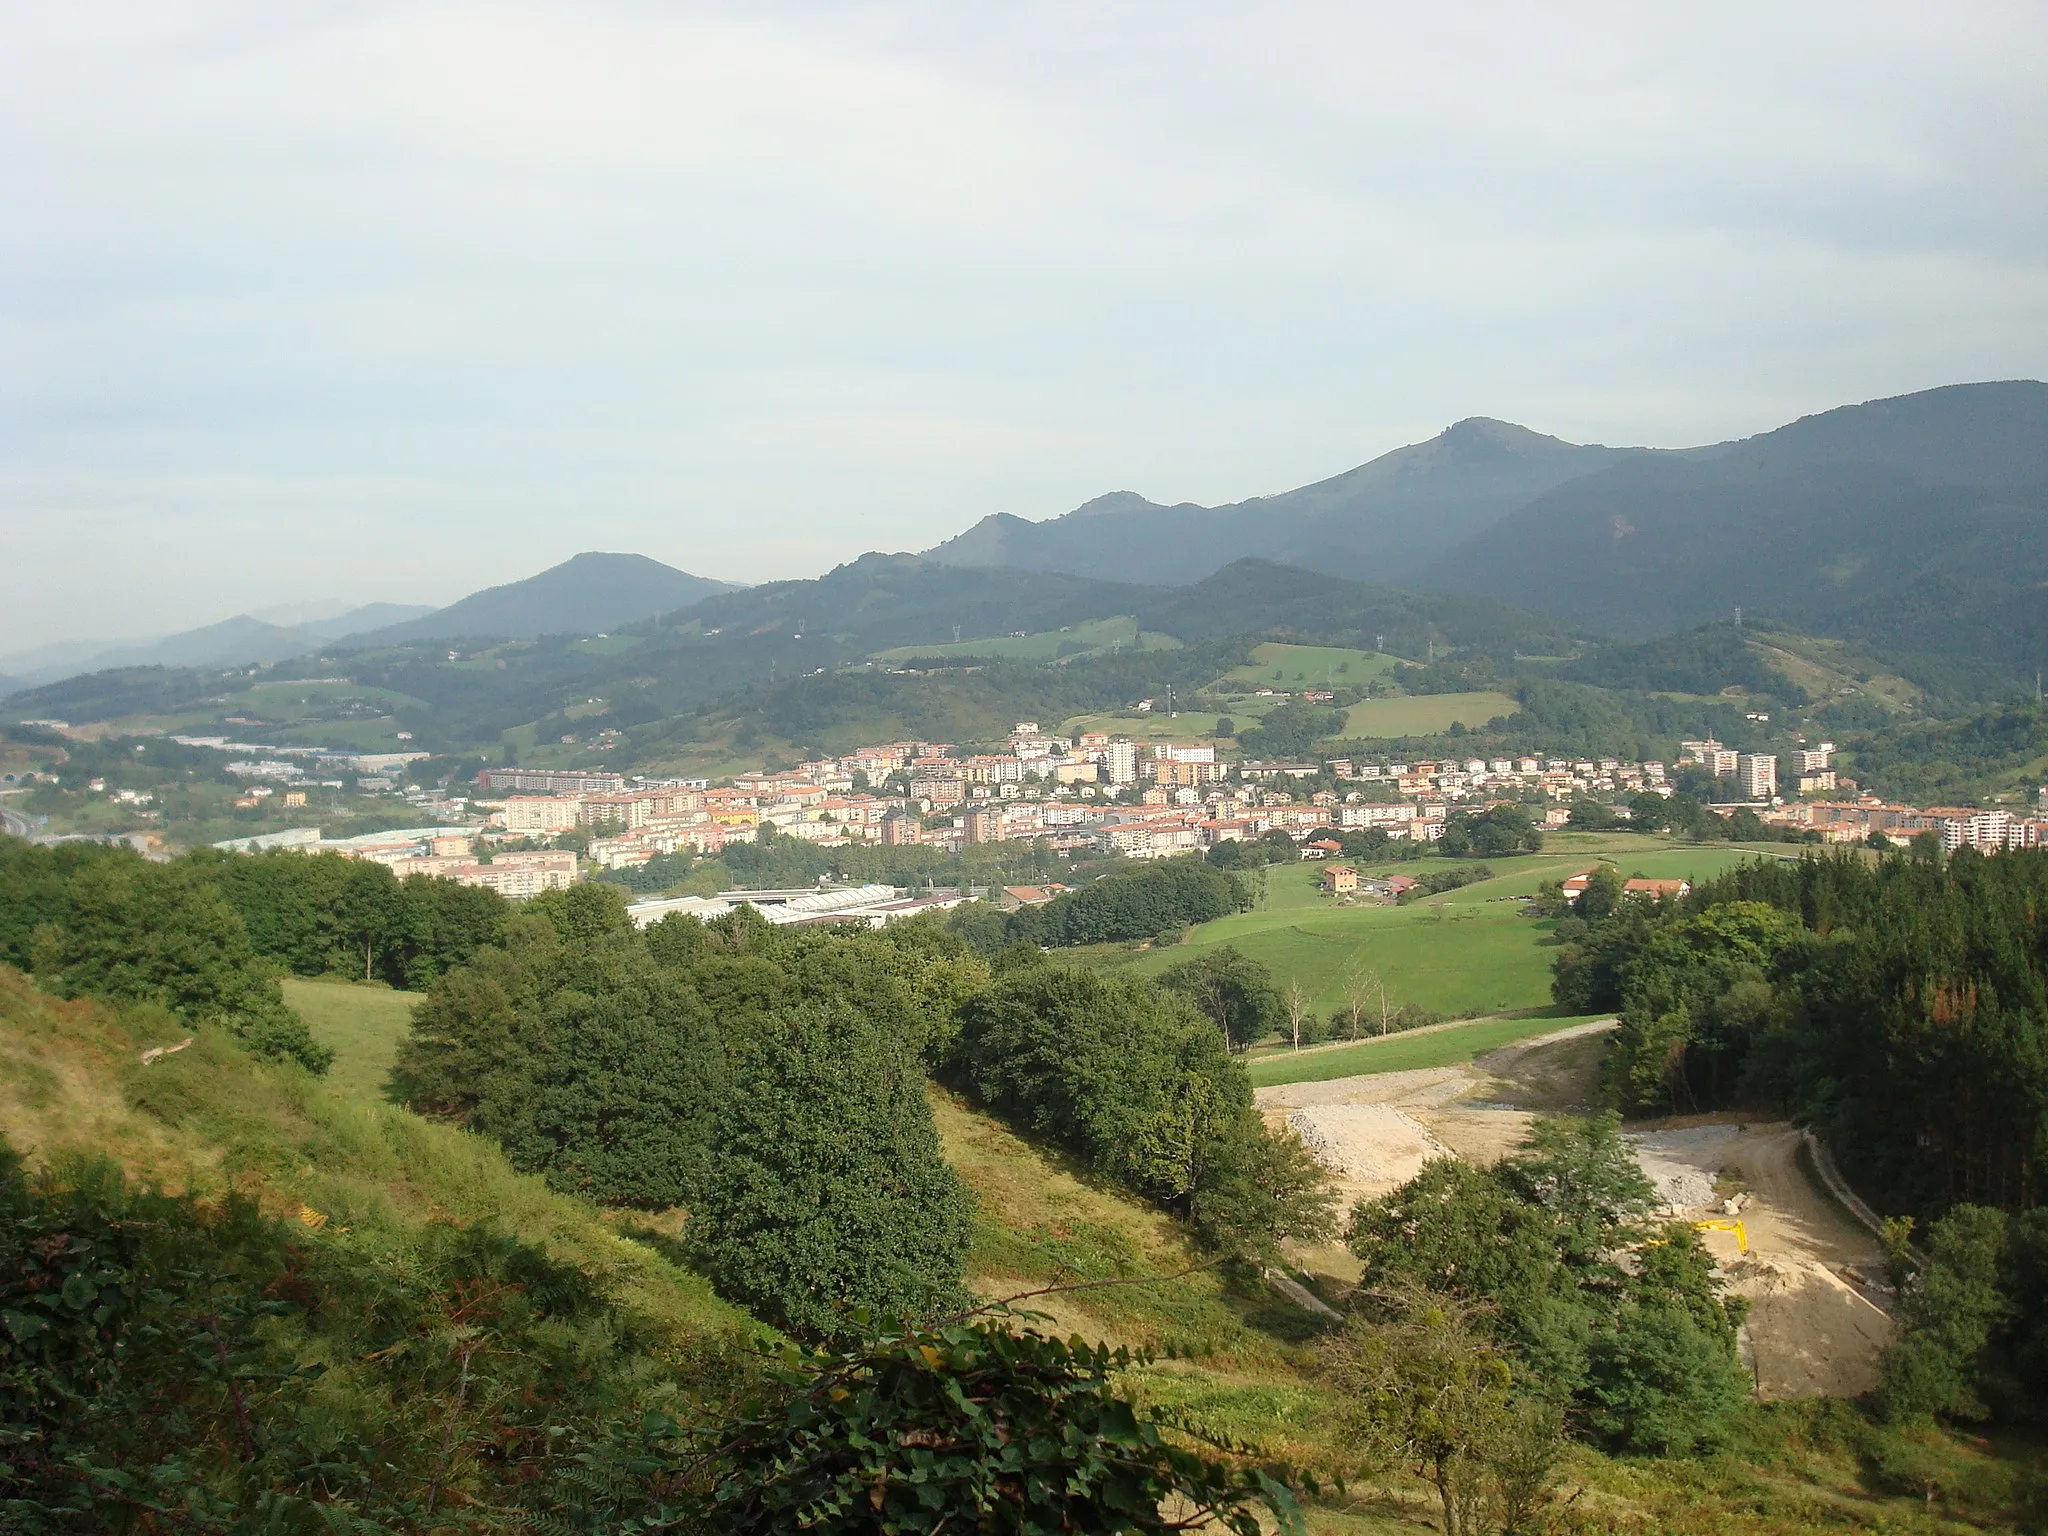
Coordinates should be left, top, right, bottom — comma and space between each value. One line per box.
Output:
1419, 381, 2048, 677
665, 553, 1149, 652
344, 553, 740, 645
299, 602, 437, 640
0, 616, 325, 686
925, 419, 1648, 586
0, 674, 21, 700
0, 602, 436, 691
1129, 558, 1575, 655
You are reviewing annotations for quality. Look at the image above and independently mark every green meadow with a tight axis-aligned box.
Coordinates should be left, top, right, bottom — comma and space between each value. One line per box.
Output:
1222, 641, 1398, 688
1116, 839, 1773, 1019
1340, 690, 1523, 737
1246, 1012, 1609, 1087
279, 977, 416, 1100
873, 616, 1178, 663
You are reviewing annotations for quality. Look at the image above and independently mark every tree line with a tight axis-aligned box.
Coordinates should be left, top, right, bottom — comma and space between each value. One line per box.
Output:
945, 857, 1249, 952
1549, 845, 2048, 1427
0, 838, 514, 1075
391, 882, 1332, 1334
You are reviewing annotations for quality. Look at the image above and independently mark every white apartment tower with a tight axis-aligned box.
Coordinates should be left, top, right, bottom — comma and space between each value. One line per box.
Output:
1737, 753, 1778, 801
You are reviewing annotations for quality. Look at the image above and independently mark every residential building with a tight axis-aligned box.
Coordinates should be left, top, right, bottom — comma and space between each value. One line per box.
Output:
1321, 865, 1359, 895
476, 768, 625, 794
503, 796, 584, 833
1737, 753, 1778, 801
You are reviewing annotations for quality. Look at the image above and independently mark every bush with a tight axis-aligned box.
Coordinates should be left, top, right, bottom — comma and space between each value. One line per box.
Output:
688, 1002, 974, 1337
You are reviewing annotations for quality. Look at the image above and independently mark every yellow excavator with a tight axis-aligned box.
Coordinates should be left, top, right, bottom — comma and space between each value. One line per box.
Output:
1694, 1217, 1749, 1253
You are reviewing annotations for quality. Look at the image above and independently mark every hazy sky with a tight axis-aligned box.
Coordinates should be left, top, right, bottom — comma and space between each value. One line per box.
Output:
4, 2, 2046, 651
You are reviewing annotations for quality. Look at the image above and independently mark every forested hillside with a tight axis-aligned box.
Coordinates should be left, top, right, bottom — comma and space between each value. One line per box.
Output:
1424, 382, 2048, 680
1552, 846, 2048, 1431
11, 827, 2048, 1528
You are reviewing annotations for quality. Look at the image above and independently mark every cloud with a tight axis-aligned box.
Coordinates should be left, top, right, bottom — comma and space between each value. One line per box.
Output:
1, 0, 2044, 648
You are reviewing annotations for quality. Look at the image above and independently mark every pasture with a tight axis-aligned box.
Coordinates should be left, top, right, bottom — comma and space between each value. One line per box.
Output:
1246, 1012, 1605, 1087
1339, 691, 1523, 737
1117, 841, 1770, 1019
1222, 642, 1398, 689
873, 616, 1178, 663
280, 977, 416, 1101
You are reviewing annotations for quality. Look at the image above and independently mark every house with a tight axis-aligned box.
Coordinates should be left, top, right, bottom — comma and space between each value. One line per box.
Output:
1321, 864, 1359, 895
1624, 877, 1691, 902
1303, 837, 1344, 858
1559, 869, 1600, 899
996, 884, 1066, 910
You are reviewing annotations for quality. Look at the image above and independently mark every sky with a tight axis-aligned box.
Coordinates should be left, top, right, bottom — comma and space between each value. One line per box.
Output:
3, 1, 2046, 653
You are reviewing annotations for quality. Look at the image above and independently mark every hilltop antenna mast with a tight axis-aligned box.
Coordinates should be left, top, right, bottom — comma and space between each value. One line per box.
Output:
1734, 606, 1742, 629
953, 625, 962, 643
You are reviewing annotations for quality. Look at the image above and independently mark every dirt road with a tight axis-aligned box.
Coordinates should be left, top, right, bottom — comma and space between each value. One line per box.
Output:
1628, 1121, 1891, 1399
1258, 1024, 1892, 1400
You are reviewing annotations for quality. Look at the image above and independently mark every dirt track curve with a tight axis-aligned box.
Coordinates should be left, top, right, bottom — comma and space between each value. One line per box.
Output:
1258, 1023, 1892, 1400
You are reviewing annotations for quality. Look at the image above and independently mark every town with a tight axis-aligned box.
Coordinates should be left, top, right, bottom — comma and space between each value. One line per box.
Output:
179, 724, 2048, 913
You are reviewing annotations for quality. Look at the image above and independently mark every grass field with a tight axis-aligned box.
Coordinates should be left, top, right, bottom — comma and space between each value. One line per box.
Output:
1223, 642, 1398, 689
1246, 1013, 1607, 1087
280, 977, 416, 1100
1339, 691, 1522, 737
1057, 711, 1232, 744
873, 616, 1179, 663
1115, 840, 1772, 1018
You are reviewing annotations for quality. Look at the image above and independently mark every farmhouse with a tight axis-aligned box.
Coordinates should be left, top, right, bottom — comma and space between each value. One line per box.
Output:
1320, 864, 1359, 895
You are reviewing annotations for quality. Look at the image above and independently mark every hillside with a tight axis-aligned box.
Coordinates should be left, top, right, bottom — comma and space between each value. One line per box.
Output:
346, 551, 741, 644
9, 937, 2045, 1529
926, 418, 1647, 585
2, 558, 1580, 765
1422, 381, 2048, 678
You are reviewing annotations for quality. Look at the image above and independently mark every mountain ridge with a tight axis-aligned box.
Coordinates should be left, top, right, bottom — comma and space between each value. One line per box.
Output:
922, 416, 1650, 585
1418, 380, 2048, 676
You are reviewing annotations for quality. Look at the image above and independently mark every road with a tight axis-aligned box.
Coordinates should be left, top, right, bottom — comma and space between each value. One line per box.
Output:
0, 792, 35, 840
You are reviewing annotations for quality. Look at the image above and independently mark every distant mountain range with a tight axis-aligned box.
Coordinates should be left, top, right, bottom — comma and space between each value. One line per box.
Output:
1420, 382, 2048, 674
0, 603, 437, 691
7, 381, 2044, 704
926, 380, 2048, 683
344, 553, 741, 647
925, 418, 1648, 585
0, 554, 740, 697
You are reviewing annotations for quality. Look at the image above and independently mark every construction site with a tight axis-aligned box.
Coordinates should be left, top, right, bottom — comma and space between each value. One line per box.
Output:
1259, 1021, 1895, 1400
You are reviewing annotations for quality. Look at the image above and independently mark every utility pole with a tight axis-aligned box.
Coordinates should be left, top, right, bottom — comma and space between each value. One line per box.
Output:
1166, 682, 1174, 718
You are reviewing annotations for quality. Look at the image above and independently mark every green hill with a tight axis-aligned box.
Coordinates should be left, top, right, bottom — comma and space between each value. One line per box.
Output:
1423, 381, 2048, 684
348, 551, 741, 644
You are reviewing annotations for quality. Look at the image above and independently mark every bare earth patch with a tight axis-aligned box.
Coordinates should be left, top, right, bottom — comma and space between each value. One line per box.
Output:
1258, 1022, 1893, 1399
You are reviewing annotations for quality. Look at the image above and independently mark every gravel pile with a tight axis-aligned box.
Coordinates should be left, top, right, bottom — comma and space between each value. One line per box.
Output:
1625, 1126, 1736, 1213
1287, 1104, 1450, 1185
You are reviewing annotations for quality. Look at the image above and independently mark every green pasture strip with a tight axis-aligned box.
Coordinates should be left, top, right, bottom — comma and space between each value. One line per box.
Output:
1119, 845, 1769, 1018
872, 615, 1140, 663
280, 977, 417, 1102
1222, 642, 1398, 687
1248, 1013, 1607, 1087
1339, 691, 1522, 737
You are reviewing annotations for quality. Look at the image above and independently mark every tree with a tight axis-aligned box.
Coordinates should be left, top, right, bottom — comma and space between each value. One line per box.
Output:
1572, 864, 1625, 920
688, 1001, 974, 1337
1281, 978, 1314, 1050
1214, 716, 1236, 739
1321, 1293, 1537, 1536
31, 854, 329, 1072
692, 1320, 1302, 1535
489, 958, 729, 1208
1878, 1205, 2015, 1423
1341, 965, 1389, 1039
1158, 945, 1282, 1051
1628, 791, 1672, 830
